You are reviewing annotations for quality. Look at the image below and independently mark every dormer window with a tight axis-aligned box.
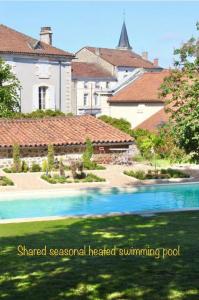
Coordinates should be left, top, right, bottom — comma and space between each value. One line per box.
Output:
34, 41, 43, 50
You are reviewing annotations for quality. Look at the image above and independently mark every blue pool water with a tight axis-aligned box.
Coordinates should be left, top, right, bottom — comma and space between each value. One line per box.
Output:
1, 184, 199, 220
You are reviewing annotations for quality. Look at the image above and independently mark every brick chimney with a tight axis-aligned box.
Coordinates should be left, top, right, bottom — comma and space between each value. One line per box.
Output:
40, 27, 52, 45
142, 51, 148, 60
153, 58, 159, 67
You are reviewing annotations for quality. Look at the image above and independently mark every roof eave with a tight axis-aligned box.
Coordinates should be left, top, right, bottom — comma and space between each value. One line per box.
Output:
0, 50, 75, 59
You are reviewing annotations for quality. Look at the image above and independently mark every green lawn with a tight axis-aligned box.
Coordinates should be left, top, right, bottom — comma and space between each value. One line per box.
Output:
0, 212, 199, 300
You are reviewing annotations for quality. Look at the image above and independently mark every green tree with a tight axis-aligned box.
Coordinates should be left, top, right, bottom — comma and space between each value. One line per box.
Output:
0, 58, 20, 117
160, 22, 199, 159
47, 144, 54, 172
82, 138, 93, 168
99, 115, 132, 134
12, 144, 21, 172
11, 109, 65, 119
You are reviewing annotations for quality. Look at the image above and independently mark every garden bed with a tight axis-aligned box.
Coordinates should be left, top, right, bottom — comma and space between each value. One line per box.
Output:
41, 173, 106, 184
124, 168, 190, 180
0, 176, 14, 186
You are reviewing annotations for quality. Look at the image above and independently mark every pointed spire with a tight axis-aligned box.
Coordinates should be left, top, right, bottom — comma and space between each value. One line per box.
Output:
117, 20, 132, 50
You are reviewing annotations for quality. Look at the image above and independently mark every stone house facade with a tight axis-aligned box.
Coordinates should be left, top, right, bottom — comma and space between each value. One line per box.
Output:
0, 24, 74, 114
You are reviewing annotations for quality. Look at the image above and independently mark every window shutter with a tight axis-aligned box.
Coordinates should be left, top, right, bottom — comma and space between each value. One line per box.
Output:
48, 85, 55, 110
32, 85, 39, 111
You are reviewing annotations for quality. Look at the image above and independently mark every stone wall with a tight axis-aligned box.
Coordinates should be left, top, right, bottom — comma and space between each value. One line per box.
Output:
0, 143, 136, 168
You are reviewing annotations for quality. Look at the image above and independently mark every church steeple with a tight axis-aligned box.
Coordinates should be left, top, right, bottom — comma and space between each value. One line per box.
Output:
117, 21, 132, 50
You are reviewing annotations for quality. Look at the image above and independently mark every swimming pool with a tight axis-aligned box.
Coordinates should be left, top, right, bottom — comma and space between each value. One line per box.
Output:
1, 183, 199, 221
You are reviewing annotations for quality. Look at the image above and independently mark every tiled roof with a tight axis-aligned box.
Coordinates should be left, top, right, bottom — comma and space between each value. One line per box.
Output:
0, 24, 74, 58
85, 47, 159, 68
0, 115, 133, 148
109, 70, 169, 103
72, 62, 116, 80
135, 108, 169, 132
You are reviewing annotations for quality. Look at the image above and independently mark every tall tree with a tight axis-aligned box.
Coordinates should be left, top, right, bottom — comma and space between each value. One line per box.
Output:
161, 23, 199, 159
0, 58, 20, 117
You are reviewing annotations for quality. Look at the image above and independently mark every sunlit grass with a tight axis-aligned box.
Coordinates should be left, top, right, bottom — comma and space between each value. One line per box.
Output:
0, 212, 199, 299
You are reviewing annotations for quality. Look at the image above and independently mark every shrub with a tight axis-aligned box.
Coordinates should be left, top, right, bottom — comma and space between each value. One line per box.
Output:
12, 109, 65, 119
124, 170, 146, 180
99, 115, 132, 134
124, 168, 190, 180
42, 159, 48, 173
47, 144, 54, 171
30, 163, 41, 172
82, 138, 93, 167
41, 174, 69, 184
21, 161, 29, 172
82, 173, 105, 182
3, 168, 12, 173
12, 144, 21, 172
0, 176, 14, 186
82, 139, 105, 169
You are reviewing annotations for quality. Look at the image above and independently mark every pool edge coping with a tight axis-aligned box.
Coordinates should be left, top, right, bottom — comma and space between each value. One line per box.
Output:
1, 207, 199, 224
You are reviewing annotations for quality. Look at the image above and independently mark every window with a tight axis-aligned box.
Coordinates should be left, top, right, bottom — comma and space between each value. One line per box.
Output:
39, 86, 48, 110
106, 82, 109, 89
83, 93, 88, 106
84, 81, 88, 89
94, 94, 99, 106
95, 82, 100, 89
137, 104, 145, 113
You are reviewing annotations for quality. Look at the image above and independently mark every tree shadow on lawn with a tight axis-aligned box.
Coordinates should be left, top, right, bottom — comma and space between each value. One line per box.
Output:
0, 212, 199, 300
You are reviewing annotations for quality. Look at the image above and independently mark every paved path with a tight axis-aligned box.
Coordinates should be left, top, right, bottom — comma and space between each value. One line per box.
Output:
0, 163, 199, 194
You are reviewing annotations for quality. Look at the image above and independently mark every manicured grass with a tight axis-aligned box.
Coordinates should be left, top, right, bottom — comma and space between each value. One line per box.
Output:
0, 212, 199, 299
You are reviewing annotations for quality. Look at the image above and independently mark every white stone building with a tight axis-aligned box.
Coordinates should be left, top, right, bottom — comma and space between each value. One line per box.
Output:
0, 24, 74, 113
71, 62, 116, 115
73, 21, 165, 126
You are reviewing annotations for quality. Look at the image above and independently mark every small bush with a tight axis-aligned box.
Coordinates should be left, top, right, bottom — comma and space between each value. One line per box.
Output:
124, 170, 146, 180
41, 173, 105, 184
0, 176, 14, 186
84, 162, 105, 170
41, 174, 70, 184
3, 168, 12, 173
124, 168, 190, 180
21, 161, 29, 172
31, 163, 41, 172
82, 173, 106, 182
42, 159, 48, 173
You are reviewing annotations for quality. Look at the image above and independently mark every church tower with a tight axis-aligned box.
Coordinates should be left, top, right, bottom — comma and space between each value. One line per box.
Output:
117, 21, 132, 50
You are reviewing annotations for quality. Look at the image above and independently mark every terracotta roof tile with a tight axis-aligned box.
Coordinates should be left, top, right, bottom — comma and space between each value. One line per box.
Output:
135, 108, 169, 132
85, 47, 160, 68
109, 70, 170, 103
72, 62, 116, 80
0, 115, 133, 148
0, 24, 74, 58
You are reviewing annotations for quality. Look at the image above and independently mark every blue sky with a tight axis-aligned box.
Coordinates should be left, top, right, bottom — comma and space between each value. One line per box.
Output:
0, 1, 198, 67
